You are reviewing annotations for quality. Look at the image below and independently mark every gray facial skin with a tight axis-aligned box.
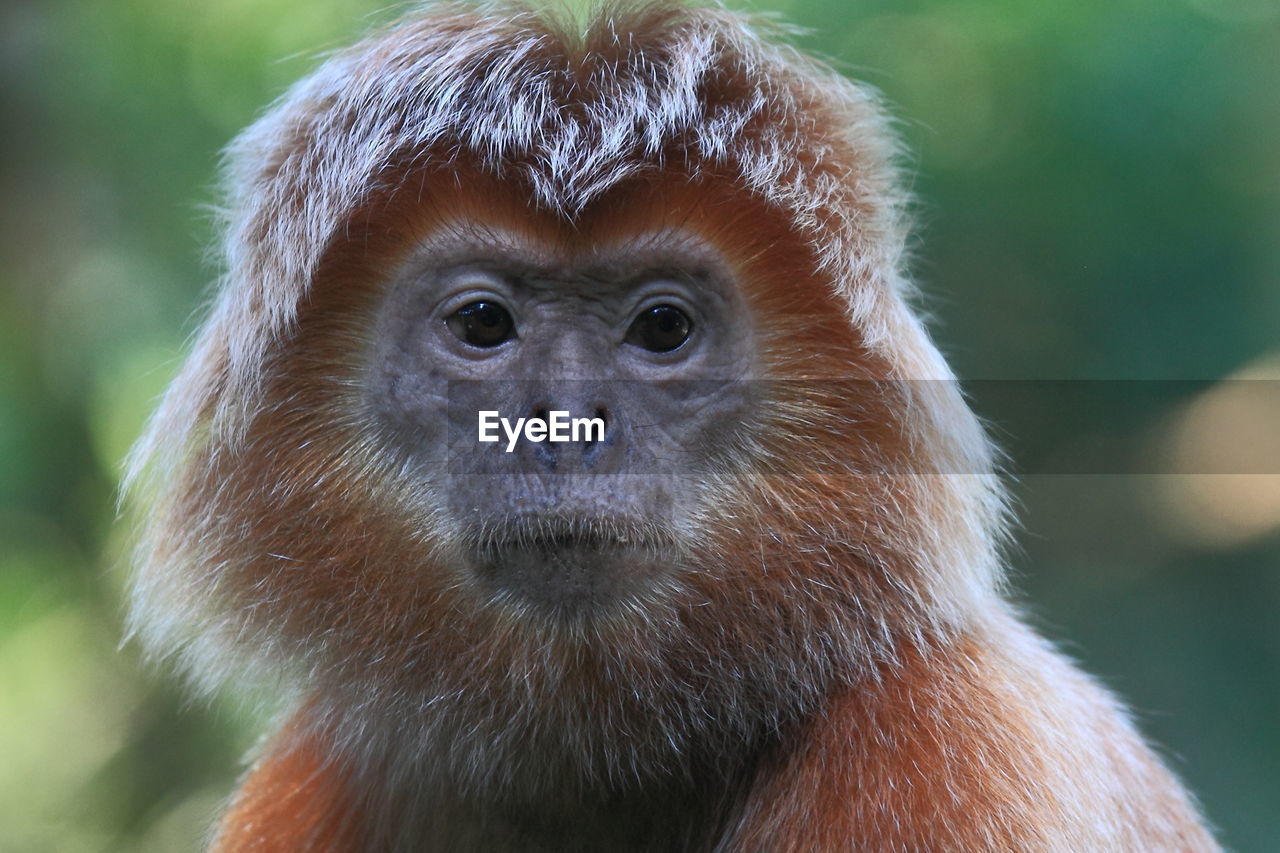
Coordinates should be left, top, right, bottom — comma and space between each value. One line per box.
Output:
365, 227, 759, 615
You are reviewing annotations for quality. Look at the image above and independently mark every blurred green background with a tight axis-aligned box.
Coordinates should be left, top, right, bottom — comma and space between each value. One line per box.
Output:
1, 0, 1277, 849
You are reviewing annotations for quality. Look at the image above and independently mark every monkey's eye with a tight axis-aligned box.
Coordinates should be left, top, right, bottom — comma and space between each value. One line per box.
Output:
446, 300, 515, 348
625, 305, 693, 353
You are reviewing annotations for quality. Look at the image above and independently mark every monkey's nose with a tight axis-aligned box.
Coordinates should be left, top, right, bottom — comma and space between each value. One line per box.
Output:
527, 400, 616, 472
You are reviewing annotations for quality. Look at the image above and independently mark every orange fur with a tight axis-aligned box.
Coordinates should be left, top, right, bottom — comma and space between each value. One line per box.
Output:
727, 610, 1216, 851
212, 722, 365, 851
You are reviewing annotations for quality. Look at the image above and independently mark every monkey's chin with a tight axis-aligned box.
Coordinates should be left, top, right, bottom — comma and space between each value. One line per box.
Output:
468, 523, 672, 617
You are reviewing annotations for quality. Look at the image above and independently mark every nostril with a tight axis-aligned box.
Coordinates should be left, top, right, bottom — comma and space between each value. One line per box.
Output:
590, 406, 609, 443
532, 404, 550, 423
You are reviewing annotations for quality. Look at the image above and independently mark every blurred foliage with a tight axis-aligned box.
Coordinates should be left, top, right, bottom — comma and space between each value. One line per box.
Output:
1, 0, 1277, 849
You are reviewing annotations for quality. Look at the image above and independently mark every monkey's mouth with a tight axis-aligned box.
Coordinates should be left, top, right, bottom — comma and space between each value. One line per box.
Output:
465, 515, 675, 612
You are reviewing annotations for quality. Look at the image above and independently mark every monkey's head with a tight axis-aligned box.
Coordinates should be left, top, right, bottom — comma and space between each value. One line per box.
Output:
128, 2, 1005, 794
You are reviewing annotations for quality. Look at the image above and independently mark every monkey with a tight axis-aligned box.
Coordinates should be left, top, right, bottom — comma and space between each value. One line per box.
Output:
124, 2, 1219, 850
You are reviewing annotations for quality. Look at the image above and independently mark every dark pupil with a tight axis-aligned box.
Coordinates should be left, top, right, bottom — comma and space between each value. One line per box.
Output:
628, 305, 692, 352
448, 301, 514, 348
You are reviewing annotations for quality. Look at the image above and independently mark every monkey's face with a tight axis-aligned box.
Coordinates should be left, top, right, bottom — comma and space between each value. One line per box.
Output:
366, 223, 759, 616
130, 170, 1002, 797
152, 172, 990, 784
217, 177, 923, 784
